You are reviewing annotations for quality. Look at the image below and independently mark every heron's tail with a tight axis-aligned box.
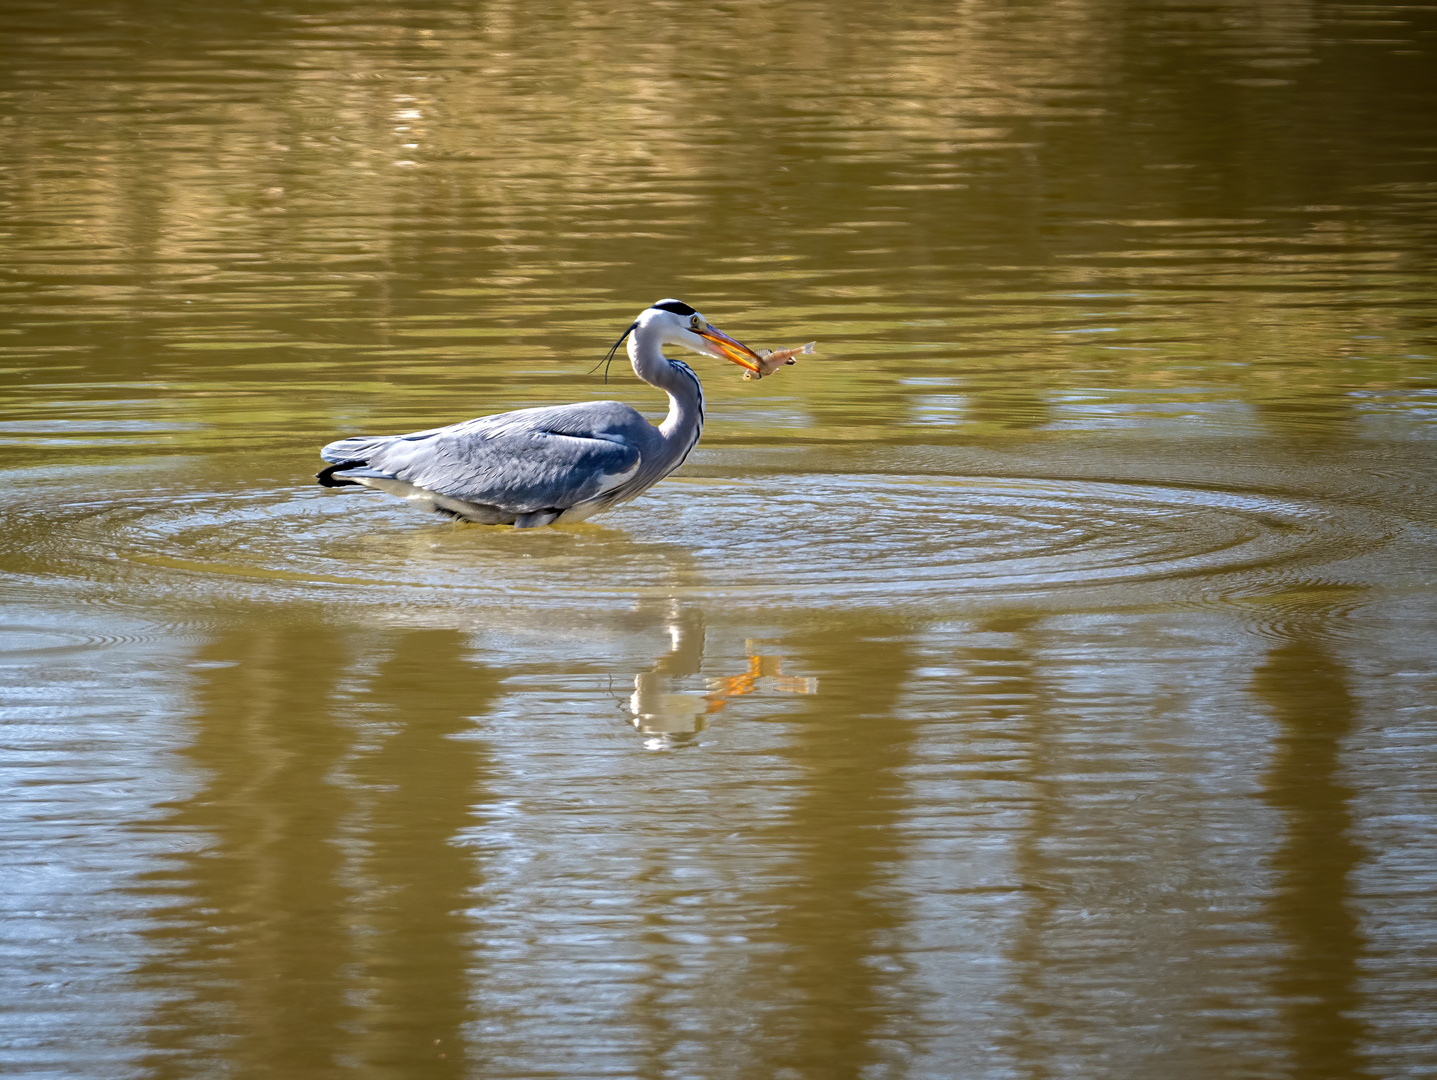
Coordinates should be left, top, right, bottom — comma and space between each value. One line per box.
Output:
318, 433, 404, 487
320, 433, 398, 462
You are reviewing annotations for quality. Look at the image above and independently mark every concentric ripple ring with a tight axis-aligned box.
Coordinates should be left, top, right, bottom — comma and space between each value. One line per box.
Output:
5, 468, 1408, 617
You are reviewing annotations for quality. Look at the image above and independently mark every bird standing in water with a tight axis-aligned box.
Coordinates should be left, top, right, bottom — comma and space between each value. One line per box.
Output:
316, 299, 765, 527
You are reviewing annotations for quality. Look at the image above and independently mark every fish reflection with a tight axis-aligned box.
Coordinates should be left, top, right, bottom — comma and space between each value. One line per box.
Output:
626, 606, 818, 745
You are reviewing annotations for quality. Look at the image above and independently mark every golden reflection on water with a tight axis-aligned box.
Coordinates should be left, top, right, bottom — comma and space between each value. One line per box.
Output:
137, 621, 493, 1078
1, 0, 1436, 1076
2, 0, 1433, 460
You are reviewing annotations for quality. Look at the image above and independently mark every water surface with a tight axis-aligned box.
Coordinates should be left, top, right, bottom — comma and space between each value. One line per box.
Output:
2, 1, 1435, 1077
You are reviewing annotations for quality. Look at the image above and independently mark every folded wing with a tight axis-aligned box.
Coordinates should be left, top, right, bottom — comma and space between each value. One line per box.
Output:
320, 402, 649, 517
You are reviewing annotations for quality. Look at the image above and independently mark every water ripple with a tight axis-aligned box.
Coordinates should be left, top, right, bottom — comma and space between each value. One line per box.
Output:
3, 467, 1413, 617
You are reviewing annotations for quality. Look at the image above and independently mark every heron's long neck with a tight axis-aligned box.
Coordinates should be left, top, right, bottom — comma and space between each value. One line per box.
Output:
629, 335, 704, 445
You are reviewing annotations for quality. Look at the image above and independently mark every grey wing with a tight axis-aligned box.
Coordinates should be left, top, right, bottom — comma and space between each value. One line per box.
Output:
321, 402, 650, 515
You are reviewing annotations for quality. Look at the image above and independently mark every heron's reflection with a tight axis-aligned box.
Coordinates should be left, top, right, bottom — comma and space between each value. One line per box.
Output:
627, 605, 818, 746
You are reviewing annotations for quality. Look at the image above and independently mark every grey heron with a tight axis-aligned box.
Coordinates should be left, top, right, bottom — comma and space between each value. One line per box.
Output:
316, 299, 767, 528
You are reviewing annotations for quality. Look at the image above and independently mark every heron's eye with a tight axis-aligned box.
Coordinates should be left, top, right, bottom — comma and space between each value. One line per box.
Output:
690, 315, 703, 330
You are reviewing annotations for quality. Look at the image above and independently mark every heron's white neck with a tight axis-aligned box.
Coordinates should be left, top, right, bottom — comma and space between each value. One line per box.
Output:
628, 330, 704, 442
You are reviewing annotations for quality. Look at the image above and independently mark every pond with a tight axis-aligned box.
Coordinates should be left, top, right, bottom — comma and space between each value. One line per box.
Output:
1, 1, 1435, 1077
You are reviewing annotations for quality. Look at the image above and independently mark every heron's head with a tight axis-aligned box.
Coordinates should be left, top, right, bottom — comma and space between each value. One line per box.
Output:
633, 299, 764, 373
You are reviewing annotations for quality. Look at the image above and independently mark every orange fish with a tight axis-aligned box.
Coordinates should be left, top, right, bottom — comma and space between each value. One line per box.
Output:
744, 341, 816, 380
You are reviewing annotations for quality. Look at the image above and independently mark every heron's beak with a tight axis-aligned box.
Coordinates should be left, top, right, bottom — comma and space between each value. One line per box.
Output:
697, 324, 763, 373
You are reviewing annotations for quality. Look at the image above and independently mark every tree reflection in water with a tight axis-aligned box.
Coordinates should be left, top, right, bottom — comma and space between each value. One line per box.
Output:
137, 615, 500, 1080
1254, 635, 1374, 1080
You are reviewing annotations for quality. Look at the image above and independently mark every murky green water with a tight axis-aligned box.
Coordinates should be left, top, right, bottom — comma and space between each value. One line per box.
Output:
2, 1, 1435, 1077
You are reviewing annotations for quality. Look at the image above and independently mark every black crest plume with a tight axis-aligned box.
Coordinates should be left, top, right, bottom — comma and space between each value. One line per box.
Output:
591, 321, 639, 383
